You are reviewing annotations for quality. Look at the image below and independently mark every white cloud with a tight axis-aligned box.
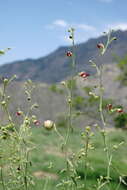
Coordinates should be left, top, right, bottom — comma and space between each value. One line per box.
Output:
76, 24, 96, 31
46, 20, 96, 32
45, 20, 98, 44
108, 23, 127, 31
53, 19, 68, 27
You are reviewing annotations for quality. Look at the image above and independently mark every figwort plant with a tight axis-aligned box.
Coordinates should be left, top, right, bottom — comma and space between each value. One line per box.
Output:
53, 29, 126, 190
0, 29, 127, 190
0, 65, 38, 189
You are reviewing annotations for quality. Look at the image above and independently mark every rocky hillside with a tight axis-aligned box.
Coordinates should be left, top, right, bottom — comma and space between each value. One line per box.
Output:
0, 30, 127, 83
0, 63, 126, 128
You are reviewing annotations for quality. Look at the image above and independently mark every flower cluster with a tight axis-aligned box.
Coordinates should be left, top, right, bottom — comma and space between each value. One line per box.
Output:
106, 104, 124, 113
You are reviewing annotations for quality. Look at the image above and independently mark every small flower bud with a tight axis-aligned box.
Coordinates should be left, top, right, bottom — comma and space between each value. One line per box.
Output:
89, 92, 93, 95
43, 120, 55, 130
1, 101, 6, 106
104, 147, 108, 152
33, 120, 40, 126
32, 115, 36, 120
69, 35, 73, 39
85, 126, 91, 132
0, 50, 5, 55
97, 43, 104, 49
4, 78, 9, 84
81, 152, 85, 156
24, 117, 30, 125
16, 111, 22, 116
68, 98, 71, 104
17, 166, 21, 172
61, 81, 66, 85
66, 51, 72, 57
25, 119, 30, 125
14, 74, 17, 79
106, 104, 112, 111
101, 129, 106, 136
7, 47, 11, 50
33, 103, 39, 108
113, 145, 118, 150
113, 37, 117, 41
27, 97, 31, 101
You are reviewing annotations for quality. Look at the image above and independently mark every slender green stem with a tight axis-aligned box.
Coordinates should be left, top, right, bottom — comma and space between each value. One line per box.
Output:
84, 132, 89, 189
115, 180, 121, 190
64, 28, 77, 189
101, 30, 111, 55
43, 178, 49, 190
65, 28, 76, 145
4, 106, 12, 123
99, 65, 106, 127
97, 181, 109, 190
72, 35, 76, 70
24, 151, 29, 190
2, 84, 6, 101
69, 33, 76, 133
97, 30, 115, 189
0, 167, 6, 190
98, 64, 110, 187
4, 105, 19, 138
102, 133, 111, 180
54, 125, 64, 141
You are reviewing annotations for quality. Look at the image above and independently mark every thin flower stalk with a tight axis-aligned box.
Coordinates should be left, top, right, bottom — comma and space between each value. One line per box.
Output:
84, 129, 89, 189
68, 28, 76, 133
96, 30, 117, 188
65, 28, 76, 145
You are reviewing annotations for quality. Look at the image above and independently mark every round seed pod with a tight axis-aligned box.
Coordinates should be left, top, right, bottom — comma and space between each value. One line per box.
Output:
43, 120, 55, 130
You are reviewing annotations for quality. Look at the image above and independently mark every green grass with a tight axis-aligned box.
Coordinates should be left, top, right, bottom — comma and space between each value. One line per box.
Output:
0, 126, 127, 190
25, 127, 127, 190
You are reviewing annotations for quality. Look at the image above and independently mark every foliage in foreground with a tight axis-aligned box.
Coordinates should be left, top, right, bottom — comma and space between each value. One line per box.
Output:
0, 29, 127, 190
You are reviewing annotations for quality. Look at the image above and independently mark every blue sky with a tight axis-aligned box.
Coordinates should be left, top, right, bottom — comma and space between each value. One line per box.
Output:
0, 0, 127, 65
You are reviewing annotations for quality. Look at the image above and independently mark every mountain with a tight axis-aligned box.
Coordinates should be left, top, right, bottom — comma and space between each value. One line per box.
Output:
0, 30, 127, 83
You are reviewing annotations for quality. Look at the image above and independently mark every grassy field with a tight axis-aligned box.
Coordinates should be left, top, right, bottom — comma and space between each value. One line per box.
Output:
25, 126, 127, 190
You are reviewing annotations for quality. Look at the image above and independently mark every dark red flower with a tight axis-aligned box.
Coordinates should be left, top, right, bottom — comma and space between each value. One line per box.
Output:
106, 104, 112, 111
116, 108, 123, 113
97, 43, 104, 49
16, 111, 22, 116
66, 51, 72, 57
79, 72, 90, 79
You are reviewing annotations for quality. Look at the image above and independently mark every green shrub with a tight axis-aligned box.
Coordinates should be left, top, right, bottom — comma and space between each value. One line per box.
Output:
117, 55, 127, 85
114, 113, 127, 129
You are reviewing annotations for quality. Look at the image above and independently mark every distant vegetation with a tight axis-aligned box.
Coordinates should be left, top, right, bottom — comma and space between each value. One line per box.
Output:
117, 55, 127, 85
